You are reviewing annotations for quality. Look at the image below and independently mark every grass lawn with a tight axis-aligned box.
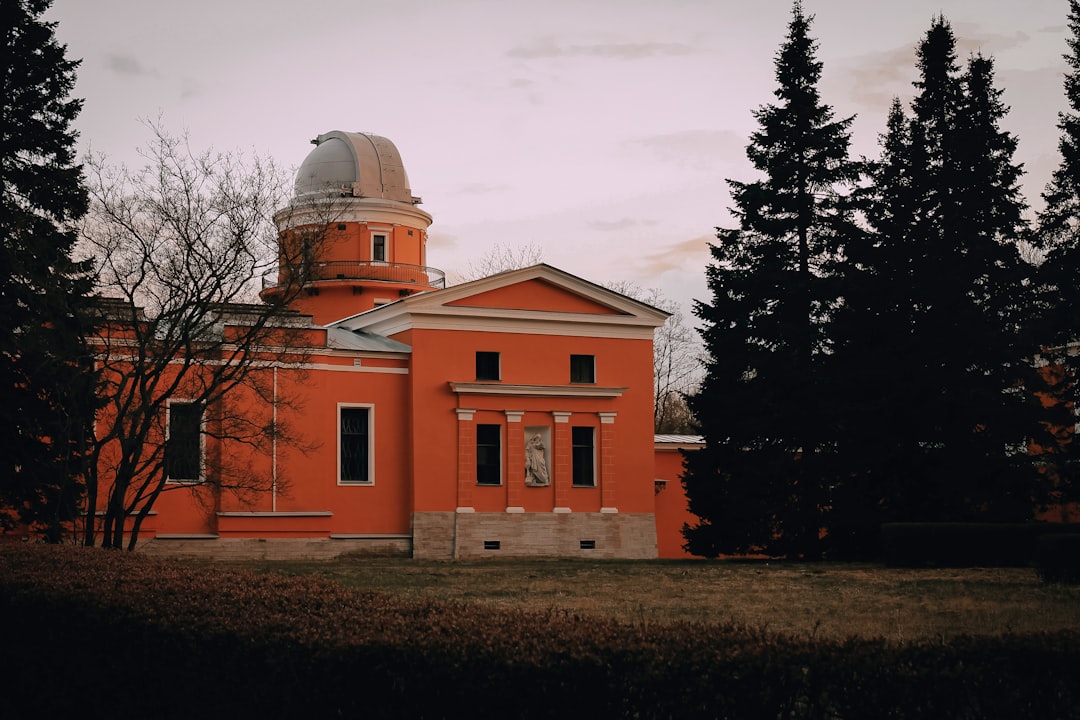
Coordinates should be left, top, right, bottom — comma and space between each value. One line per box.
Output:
204, 556, 1080, 642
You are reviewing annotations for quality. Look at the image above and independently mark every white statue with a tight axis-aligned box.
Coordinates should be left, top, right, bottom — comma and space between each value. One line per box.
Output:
525, 432, 550, 487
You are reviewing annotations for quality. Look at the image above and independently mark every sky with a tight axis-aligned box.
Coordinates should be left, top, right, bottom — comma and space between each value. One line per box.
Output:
46, 0, 1076, 320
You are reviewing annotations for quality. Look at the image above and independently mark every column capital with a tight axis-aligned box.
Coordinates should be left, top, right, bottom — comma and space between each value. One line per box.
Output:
505, 410, 525, 423
455, 409, 476, 421
552, 411, 572, 424
598, 412, 617, 424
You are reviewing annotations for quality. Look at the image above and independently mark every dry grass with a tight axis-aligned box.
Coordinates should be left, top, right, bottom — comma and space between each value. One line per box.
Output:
203, 556, 1080, 642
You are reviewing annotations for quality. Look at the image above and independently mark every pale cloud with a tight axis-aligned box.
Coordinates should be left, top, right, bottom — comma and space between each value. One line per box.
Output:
452, 182, 511, 196
951, 22, 1030, 56
106, 53, 150, 75
626, 130, 746, 170
427, 231, 459, 255
507, 37, 696, 60
842, 44, 919, 115
635, 233, 713, 276
587, 218, 658, 232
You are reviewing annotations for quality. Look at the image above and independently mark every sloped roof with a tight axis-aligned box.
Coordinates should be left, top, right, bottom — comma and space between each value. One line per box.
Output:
654, 434, 704, 445
326, 326, 411, 353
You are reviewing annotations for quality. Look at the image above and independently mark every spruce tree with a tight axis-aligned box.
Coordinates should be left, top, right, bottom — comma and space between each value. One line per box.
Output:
683, 2, 859, 558
0, 0, 97, 541
836, 18, 1043, 532
828, 99, 921, 556
1035, 0, 1080, 512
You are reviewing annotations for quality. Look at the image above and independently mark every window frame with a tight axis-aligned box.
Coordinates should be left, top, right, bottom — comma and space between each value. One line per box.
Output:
371, 232, 388, 262
475, 351, 501, 381
165, 399, 204, 484
571, 425, 596, 487
338, 403, 375, 485
475, 423, 503, 486
570, 354, 596, 384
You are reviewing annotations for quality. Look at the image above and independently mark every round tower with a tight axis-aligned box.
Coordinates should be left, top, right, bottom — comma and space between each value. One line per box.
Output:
261, 131, 444, 324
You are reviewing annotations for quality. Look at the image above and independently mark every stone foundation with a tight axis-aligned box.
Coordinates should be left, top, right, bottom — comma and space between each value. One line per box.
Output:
412, 511, 658, 559
133, 513, 659, 560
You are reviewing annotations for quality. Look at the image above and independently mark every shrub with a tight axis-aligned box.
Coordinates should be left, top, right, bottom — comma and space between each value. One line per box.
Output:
1037, 533, 1080, 584
880, 522, 1080, 567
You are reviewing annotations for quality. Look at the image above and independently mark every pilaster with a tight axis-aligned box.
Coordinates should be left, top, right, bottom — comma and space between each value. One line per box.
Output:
599, 412, 617, 512
455, 409, 476, 511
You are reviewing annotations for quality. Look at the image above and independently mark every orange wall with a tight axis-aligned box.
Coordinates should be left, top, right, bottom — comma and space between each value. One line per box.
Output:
653, 446, 700, 558
404, 327, 657, 515
91, 345, 414, 541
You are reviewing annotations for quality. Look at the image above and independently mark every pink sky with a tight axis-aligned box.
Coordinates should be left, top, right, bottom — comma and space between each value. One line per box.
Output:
48, 0, 1074, 317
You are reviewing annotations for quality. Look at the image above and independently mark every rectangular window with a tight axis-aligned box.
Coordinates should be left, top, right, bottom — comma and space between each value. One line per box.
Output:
476, 424, 502, 486
570, 354, 595, 384
476, 351, 500, 381
572, 426, 595, 487
372, 233, 387, 262
339, 405, 373, 484
165, 401, 202, 482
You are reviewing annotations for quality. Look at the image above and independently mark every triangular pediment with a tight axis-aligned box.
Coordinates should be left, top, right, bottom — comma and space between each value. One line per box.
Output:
444, 277, 626, 315
327, 264, 669, 339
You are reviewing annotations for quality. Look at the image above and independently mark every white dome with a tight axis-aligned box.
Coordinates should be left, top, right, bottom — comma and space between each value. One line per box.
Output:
293, 131, 420, 204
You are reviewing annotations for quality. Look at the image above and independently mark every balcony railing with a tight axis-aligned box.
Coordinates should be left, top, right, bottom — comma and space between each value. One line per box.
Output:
262, 260, 446, 291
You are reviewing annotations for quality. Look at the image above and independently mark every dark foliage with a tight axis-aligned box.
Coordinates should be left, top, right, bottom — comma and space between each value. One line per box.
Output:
1037, 534, 1080, 583
880, 522, 1080, 568
683, 2, 860, 560
1036, 0, 1080, 510
835, 17, 1043, 533
688, 8, 1064, 561
0, 0, 97, 541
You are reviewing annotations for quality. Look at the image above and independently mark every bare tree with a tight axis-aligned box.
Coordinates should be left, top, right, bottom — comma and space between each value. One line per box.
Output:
79, 125, 337, 549
456, 241, 544, 282
606, 282, 702, 433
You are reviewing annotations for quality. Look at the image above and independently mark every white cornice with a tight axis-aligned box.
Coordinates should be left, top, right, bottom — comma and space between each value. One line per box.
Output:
275, 197, 432, 230
449, 382, 627, 398
358, 311, 662, 341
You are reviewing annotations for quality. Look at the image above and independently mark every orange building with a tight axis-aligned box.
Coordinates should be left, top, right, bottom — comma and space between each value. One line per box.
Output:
116, 130, 701, 559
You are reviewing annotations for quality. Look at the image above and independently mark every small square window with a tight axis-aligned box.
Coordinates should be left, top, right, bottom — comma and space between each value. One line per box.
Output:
476, 351, 500, 381
372, 234, 387, 262
570, 354, 595, 384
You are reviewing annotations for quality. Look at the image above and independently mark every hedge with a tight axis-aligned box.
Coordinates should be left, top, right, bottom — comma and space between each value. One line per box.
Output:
1, 545, 1078, 719
880, 522, 1080, 568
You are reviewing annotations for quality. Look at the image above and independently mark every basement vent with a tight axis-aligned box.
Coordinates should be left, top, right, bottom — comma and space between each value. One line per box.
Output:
483, 540, 501, 551
580, 539, 596, 550
337, 224, 347, 231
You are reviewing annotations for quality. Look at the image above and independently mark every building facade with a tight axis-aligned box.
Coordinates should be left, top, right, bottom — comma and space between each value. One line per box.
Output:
113, 130, 696, 560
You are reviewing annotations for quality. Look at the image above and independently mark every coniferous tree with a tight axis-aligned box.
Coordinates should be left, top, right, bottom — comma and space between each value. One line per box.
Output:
0, 0, 97, 541
835, 18, 1043, 534
682, 2, 860, 558
829, 98, 920, 556
1035, 0, 1080, 512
